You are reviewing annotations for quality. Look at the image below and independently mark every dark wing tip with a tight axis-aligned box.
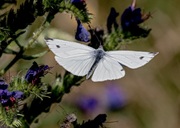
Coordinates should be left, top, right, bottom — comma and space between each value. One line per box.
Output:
149, 52, 159, 56
44, 37, 54, 41
155, 52, 159, 56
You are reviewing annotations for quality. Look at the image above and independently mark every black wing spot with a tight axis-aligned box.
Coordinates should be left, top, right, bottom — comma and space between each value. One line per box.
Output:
121, 69, 124, 71
149, 52, 157, 55
56, 45, 60, 48
140, 56, 144, 60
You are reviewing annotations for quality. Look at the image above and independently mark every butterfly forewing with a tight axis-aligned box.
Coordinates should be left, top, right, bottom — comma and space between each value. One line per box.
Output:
92, 55, 125, 82
45, 38, 94, 58
107, 51, 158, 69
45, 38, 96, 76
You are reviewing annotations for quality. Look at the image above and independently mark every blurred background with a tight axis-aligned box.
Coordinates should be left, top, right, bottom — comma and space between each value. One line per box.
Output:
1, 0, 180, 128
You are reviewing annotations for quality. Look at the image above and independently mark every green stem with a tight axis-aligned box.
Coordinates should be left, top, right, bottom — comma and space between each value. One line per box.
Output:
0, 21, 48, 76
14, 39, 23, 48
3, 48, 18, 55
1, 49, 24, 75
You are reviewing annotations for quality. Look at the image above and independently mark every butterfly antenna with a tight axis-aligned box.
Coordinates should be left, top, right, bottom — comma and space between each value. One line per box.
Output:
88, 23, 102, 46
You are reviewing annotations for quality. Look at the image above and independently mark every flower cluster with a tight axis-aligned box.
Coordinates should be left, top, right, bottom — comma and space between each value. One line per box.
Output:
25, 61, 51, 85
75, 18, 90, 42
121, 0, 151, 37
74, 0, 152, 49
0, 79, 23, 109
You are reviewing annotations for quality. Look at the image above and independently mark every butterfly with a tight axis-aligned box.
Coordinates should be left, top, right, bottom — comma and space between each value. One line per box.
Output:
45, 38, 158, 82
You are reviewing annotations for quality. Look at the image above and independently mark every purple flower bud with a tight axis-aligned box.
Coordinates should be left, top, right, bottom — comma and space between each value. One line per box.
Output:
5, 90, 13, 97
0, 79, 8, 90
121, 0, 151, 37
25, 61, 51, 85
12, 91, 23, 99
105, 83, 126, 110
0, 89, 3, 95
121, 7, 143, 30
0, 90, 11, 99
25, 61, 39, 83
107, 7, 119, 33
1, 99, 8, 105
76, 95, 98, 113
75, 19, 90, 42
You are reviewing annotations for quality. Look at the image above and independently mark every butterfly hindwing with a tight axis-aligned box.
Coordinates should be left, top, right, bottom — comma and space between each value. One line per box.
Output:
92, 55, 125, 82
55, 55, 95, 76
107, 51, 158, 69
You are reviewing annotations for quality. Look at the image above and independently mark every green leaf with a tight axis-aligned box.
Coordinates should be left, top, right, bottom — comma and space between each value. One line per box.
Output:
21, 51, 48, 60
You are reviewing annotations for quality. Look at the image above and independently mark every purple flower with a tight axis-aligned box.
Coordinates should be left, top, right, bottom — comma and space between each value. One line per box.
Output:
12, 91, 24, 99
76, 95, 98, 114
105, 83, 126, 110
0, 79, 24, 109
0, 89, 23, 108
121, 0, 151, 37
25, 61, 51, 85
107, 7, 119, 33
75, 19, 90, 42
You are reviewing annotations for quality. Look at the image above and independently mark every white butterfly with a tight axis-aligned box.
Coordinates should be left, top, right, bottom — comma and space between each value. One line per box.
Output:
45, 38, 158, 82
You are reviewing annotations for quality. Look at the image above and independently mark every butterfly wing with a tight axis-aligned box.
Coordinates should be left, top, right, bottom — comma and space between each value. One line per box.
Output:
54, 55, 95, 76
45, 38, 95, 76
106, 50, 158, 69
45, 38, 94, 58
91, 55, 125, 82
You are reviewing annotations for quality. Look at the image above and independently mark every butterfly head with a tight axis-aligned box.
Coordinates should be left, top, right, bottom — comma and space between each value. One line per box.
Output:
95, 46, 105, 58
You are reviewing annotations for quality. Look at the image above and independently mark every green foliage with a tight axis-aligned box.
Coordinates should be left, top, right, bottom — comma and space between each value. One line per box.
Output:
0, 0, 91, 76
0, 0, 16, 10
0, 99, 23, 128
59, 0, 92, 23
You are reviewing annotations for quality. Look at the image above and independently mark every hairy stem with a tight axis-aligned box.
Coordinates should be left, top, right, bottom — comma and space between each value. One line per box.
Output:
0, 21, 48, 76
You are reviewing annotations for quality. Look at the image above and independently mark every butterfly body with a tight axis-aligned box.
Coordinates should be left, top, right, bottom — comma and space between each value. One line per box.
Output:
86, 46, 105, 79
45, 38, 158, 82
